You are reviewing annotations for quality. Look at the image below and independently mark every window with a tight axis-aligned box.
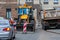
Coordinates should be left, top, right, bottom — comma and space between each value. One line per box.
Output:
26, 0, 33, 2
54, 0, 58, 2
18, 8, 30, 15
55, 8, 60, 10
43, 0, 48, 4
26, 0, 28, 1
0, 23, 8, 25
44, 0, 48, 2
0, 20, 9, 26
54, 0, 58, 4
18, 8, 23, 15
6, 8, 11, 19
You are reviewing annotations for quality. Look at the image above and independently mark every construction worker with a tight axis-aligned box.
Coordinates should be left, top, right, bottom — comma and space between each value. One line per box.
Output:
9, 18, 14, 25
9, 18, 16, 31
13, 20, 17, 31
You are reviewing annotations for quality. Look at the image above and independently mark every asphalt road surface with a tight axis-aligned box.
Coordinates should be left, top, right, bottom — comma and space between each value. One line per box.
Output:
15, 29, 60, 40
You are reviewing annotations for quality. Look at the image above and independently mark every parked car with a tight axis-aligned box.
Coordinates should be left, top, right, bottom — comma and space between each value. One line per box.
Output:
0, 19, 15, 40
0, 17, 4, 19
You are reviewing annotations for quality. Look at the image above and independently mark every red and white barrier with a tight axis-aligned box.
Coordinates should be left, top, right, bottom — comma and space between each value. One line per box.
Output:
23, 22, 27, 33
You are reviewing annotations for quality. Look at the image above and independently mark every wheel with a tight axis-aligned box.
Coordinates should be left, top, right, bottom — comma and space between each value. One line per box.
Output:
42, 26, 47, 30
41, 21, 48, 30
42, 23, 47, 30
30, 20, 35, 32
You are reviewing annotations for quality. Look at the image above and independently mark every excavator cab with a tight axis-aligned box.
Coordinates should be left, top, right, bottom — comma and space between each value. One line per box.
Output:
18, 4, 32, 15
18, 4, 33, 22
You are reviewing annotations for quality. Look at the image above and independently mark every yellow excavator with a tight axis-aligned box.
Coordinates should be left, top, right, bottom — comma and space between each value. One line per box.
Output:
16, 4, 36, 32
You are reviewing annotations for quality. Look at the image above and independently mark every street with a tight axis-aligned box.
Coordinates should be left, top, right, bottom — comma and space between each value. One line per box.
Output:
0, 0, 60, 40
15, 28, 60, 40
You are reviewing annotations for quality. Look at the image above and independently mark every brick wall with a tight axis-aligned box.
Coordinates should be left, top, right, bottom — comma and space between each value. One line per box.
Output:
11, 8, 18, 18
0, 0, 17, 2
0, 0, 18, 19
0, 4, 6, 18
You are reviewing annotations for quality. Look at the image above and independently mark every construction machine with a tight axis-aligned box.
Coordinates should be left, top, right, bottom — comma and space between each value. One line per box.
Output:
41, 10, 60, 30
16, 4, 35, 32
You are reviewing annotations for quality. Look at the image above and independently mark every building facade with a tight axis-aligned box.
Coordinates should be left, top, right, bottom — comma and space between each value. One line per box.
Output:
40, 0, 60, 10
0, 0, 41, 19
0, 0, 18, 19
20, 0, 41, 12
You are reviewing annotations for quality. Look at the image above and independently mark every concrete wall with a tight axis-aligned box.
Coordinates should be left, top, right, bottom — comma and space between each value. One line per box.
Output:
20, 0, 25, 4
33, 0, 40, 4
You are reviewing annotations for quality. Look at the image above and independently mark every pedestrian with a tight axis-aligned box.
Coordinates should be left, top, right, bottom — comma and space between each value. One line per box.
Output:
9, 18, 14, 26
13, 20, 17, 32
9, 18, 16, 31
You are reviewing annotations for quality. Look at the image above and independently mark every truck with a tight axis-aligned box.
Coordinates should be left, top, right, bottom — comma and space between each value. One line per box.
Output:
16, 4, 36, 32
41, 10, 60, 30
